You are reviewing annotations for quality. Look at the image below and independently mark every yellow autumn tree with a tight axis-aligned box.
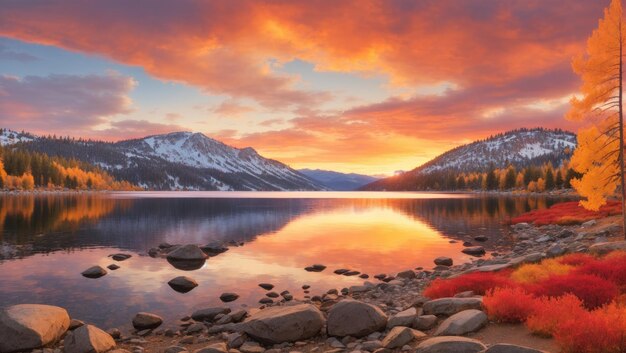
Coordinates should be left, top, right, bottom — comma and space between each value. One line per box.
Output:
567, 0, 626, 233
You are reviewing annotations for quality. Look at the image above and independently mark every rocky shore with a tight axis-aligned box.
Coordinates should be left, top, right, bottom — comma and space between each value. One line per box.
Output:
1, 215, 622, 353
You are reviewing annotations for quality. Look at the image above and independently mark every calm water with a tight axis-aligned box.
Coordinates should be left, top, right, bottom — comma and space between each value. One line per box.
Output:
0, 192, 562, 330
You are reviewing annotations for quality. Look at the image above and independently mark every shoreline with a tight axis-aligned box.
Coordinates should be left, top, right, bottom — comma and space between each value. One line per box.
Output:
4, 213, 621, 353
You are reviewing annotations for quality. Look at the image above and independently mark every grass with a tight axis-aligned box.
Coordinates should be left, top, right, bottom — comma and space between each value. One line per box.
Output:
511, 201, 622, 226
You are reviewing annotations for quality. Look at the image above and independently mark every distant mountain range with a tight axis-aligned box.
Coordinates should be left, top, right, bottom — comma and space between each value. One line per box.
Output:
298, 169, 380, 191
363, 128, 577, 191
0, 129, 325, 191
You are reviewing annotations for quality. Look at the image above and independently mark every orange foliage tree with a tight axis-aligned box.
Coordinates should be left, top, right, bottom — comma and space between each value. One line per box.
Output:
567, 0, 626, 236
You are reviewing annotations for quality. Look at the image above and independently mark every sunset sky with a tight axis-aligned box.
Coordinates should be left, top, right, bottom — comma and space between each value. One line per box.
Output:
0, 1, 608, 175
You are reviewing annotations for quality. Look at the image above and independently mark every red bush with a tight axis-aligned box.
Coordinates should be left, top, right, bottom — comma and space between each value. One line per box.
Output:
576, 253, 626, 289
483, 287, 538, 323
554, 304, 626, 353
423, 271, 515, 299
525, 294, 587, 337
557, 253, 598, 267
511, 201, 621, 226
527, 273, 619, 309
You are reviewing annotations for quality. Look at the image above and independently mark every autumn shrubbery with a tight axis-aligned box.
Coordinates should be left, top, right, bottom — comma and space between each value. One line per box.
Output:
510, 201, 622, 226
423, 249, 626, 353
423, 271, 514, 299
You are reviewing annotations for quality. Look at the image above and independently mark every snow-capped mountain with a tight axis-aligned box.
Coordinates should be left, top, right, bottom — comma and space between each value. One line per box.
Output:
417, 128, 576, 174
299, 169, 380, 191
363, 128, 576, 190
5, 129, 325, 191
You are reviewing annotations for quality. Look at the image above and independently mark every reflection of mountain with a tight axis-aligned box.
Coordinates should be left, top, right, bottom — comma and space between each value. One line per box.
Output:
0, 194, 567, 261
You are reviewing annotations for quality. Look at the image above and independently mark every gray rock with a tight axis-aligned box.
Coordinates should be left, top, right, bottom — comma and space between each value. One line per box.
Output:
590, 241, 626, 255
168, 276, 198, 293
546, 244, 566, 258
327, 299, 387, 337
132, 312, 163, 330
106, 328, 121, 339
111, 253, 132, 261
164, 346, 187, 353
461, 247, 485, 256
81, 266, 107, 279
0, 304, 70, 353
191, 307, 231, 322
423, 298, 483, 316
481, 344, 548, 353
396, 270, 416, 279
166, 245, 208, 261
227, 332, 247, 349
69, 319, 85, 330
194, 343, 228, 353
64, 325, 116, 353
243, 304, 325, 344
361, 341, 383, 352
582, 220, 597, 227
434, 257, 453, 267
220, 293, 240, 302
434, 310, 487, 336
387, 307, 418, 328
239, 341, 265, 353
382, 327, 425, 349
413, 315, 438, 330
416, 336, 486, 353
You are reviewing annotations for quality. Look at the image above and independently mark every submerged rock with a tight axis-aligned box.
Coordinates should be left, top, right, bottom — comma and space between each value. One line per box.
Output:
461, 246, 486, 256
220, 293, 239, 302
166, 245, 208, 270
243, 304, 325, 344
192, 307, 231, 322
327, 299, 387, 337
305, 264, 327, 272
110, 253, 132, 261
81, 266, 107, 278
0, 304, 70, 353
168, 276, 199, 293
259, 283, 274, 290
434, 257, 453, 266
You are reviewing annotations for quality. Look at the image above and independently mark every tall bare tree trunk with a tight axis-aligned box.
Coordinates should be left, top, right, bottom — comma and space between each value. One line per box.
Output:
619, 21, 626, 239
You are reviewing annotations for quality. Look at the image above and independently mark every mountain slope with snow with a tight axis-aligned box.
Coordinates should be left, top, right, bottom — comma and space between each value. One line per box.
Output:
363, 128, 577, 191
6, 129, 325, 191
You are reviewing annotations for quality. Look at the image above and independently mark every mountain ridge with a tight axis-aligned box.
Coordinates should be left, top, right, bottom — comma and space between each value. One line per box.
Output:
298, 168, 380, 191
1, 129, 326, 191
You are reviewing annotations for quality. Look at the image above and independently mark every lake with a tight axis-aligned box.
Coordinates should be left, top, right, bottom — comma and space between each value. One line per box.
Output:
0, 192, 561, 330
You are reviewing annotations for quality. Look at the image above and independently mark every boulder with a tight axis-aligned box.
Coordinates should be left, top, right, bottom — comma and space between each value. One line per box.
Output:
194, 342, 228, 353
227, 332, 247, 349
396, 270, 416, 279
243, 304, 324, 344
239, 342, 265, 353
413, 315, 438, 330
481, 344, 548, 353
327, 299, 387, 337
81, 266, 107, 279
423, 298, 483, 316
461, 247, 486, 256
589, 241, 626, 255
191, 307, 231, 322
220, 293, 239, 302
168, 276, 198, 293
434, 309, 487, 336
164, 346, 187, 353
387, 307, 418, 328
382, 326, 425, 349
416, 336, 486, 353
434, 257, 453, 267
166, 245, 208, 270
64, 324, 116, 353
0, 304, 70, 353
132, 312, 163, 330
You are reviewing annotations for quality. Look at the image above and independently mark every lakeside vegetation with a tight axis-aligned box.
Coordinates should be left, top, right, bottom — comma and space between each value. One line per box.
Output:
0, 145, 139, 191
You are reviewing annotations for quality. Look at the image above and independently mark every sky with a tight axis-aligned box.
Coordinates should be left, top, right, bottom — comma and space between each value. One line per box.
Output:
0, 0, 609, 175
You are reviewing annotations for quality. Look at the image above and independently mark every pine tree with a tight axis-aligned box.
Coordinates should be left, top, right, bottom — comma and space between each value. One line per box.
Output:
545, 167, 555, 190
555, 170, 564, 189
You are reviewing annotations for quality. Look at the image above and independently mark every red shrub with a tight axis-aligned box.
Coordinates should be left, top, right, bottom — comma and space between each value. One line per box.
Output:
511, 201, 622, 226
554, 304, 626, 353
527, 273, 619, 309
483, 287, 538, 323
576, 252, 626, 289
423, 271, 515, 299
557, 253, 598, 267
525, 294, 587, 337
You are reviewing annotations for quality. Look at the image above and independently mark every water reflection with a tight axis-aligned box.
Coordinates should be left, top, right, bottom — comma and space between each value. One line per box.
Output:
0, 193, 566, 329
